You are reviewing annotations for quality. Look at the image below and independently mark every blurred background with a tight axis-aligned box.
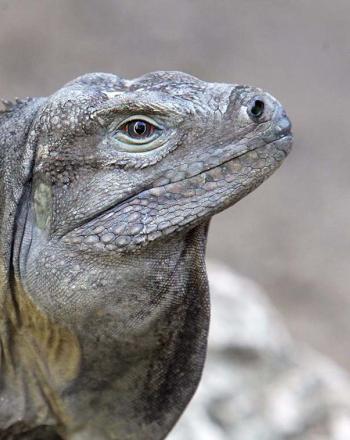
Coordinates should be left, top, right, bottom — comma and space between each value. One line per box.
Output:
0, 0, 349, 369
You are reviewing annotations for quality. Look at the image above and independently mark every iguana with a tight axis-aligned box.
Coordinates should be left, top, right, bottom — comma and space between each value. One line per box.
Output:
0, 72, 292, 439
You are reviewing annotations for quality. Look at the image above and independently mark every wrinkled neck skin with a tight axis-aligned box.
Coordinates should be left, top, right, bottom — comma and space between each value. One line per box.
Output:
2, 200, 210, 440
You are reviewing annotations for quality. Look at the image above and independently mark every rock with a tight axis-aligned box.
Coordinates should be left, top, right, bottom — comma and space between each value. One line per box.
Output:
169, 261, 350, 440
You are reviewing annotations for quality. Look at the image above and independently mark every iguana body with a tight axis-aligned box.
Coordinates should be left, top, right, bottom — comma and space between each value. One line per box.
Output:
0, 72, 292, 439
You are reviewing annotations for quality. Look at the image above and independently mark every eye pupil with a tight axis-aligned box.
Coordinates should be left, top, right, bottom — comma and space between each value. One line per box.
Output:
133, 121, 147, 135
126, 120, 154, 138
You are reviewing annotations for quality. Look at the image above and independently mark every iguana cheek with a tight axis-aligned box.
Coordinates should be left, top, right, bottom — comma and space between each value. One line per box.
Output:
33, 181, 52, 230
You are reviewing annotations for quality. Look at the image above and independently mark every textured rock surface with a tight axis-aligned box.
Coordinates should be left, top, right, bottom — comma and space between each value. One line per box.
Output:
170, 261, 350, 440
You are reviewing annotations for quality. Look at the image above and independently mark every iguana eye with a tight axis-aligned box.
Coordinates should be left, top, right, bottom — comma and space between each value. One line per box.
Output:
121, 120, 156, 139
114, 116, 162, 149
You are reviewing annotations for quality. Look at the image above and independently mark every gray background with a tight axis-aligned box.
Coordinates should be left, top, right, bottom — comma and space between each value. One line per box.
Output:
0, 0, 349, 367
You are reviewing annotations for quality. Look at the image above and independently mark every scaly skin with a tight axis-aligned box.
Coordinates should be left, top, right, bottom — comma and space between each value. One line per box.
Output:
0, 72, 292, 439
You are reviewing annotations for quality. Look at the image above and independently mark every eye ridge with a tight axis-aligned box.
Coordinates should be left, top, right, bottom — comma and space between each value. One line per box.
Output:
122, 120, 156, 139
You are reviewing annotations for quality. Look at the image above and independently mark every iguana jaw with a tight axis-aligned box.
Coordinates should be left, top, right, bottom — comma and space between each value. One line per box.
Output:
62, 132, 292, 254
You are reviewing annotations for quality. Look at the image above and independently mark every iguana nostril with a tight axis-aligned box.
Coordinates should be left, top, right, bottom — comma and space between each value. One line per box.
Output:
248, 98, 265, 120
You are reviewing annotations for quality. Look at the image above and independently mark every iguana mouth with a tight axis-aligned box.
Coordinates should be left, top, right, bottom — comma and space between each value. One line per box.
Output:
62, 134, 291, 239
62, 135, 292, 251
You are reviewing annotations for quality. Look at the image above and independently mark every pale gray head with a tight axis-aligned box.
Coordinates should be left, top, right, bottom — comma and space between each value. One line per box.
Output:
32, 71, 292, 252
0, 71, 292, 439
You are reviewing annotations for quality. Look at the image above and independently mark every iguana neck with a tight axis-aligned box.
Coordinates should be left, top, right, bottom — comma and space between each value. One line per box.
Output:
11, 222, 210, 439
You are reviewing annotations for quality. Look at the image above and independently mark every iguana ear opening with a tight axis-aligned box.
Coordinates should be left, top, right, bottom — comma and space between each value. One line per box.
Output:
0, 97, 47, 304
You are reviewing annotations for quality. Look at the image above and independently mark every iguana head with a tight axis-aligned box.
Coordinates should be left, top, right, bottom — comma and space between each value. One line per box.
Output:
31, 72, 291, 252
0, 72, 292, 439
